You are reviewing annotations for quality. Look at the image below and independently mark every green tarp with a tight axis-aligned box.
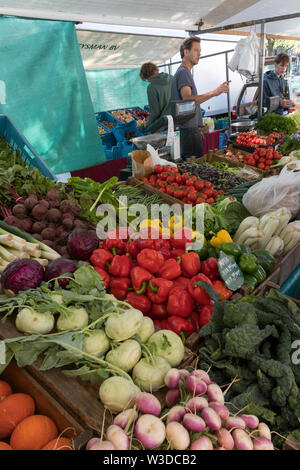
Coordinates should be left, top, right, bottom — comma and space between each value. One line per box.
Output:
0, 17, 105, 174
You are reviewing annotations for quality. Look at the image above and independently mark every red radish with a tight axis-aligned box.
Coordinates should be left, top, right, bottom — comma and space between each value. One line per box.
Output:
190, 436, 213, 450
206, 383, 224, 405
166, 405, 186, 424
106, 425, 130, 450
216, 428, 234, 450
239, 414, 259, 429
201, 407, 222, 431
88, 440, 115, 450
253, 437, 274, 450
134, 414, 166, 450
134, 392, 161, 417
166, 389, 180, 407
224, 416, 246, 431
113, 408, 138, 429
185, 396, 208, 413
190, 369, 211, 385
208, 402, 229, 420
164, 368, 181, 389
185, 375, 207, 396
178, 369, 190, 381
232, 429, 253, 450
257, 422, 271, 440
182, 414, 206, 432
166, 422, 190, 450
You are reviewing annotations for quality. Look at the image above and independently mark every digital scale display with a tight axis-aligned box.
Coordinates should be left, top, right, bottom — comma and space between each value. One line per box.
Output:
176, 100, 196, 115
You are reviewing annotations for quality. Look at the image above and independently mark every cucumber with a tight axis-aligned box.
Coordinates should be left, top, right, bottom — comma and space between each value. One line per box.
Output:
0, 220, 38, 243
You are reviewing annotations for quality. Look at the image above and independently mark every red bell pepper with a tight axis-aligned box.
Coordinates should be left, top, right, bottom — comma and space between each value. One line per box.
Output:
170, 248, 186, 259
137, 249, 165, 274
152, 239, 171, 252
199, 304, 214, 327
151, 303, 168, 320
167, 287, 194, 318
158, 258, 182, 280
166, 315, 194, 335
108, 254, 132, 278
188, 273, 213, 305
93, 266, 110, 289
130, 266, 153, 294
170, 228, 193, 250
189, 311, 201, 333
147, 278, 174, 304
90, 248, 113, 269
109, 277, 131, 300
172, 276, 190, 290
125, 239, 140, 259
180, 252, 201, 278
212, 280, 233, 301
103, 230, 126, 255
125, 292, 151, 314
200, 257, 220, 282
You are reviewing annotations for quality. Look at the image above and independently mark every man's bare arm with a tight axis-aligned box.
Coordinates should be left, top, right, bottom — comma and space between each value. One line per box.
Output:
180, 81, 230, 105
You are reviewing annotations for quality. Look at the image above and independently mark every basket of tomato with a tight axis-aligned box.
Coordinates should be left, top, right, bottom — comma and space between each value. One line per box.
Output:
243, 146, 282, 172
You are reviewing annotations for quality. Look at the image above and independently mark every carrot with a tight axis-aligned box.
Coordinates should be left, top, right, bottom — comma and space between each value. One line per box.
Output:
0, 393, 35, 438
41, 437, 73, 450
0, 380, 12, 402
10, 414, 58, 450
0, 441, 13, 450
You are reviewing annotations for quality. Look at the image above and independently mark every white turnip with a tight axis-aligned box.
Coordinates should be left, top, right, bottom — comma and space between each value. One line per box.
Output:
86, 437, 100, 450
164, 368, 181, 389
190, 369, 212, 385
134, 392, 161, 417
88, 440, 115, 450
166, 422, 190, 450
252, 437, 274, 450
185, 374, 207, 396
182, 413, 206, 432
206, 383, 224, 405
178, 369, 190, 381
106, 424, 130, 450
208, 401, 229, 420
166, 388, 180, 407
232, 429, 253, 450
201, 407, 222, 431
216, 428, 234, 450
166, 405, 186, 424
113, 408, 138, 429
239, 414, 259, 429
224, 416, 246, 431
257, 422, 272, 440
185, 396, 208, 413
134, 414, 166, 450
190, 436, 213, 450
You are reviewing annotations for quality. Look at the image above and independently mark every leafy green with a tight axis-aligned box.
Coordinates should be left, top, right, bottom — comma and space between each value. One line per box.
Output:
278, 135, 300, 155
254, 113, 297, 135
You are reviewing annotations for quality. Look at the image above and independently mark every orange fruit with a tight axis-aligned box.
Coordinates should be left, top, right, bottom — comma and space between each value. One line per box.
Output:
10, 414, 58, 450
0, 393, 35, 438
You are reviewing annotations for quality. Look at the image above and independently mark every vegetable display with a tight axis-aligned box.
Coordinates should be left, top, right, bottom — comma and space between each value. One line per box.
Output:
254, 113, 297, 135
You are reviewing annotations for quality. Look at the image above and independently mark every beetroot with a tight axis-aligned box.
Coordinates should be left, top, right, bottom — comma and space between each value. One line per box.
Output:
12, 204, 27, 219
24, 195, 39, 211
44, 258, 77, 287
47, 208, 62, 223
67, 229, 99, 260
1, 259, 44, 293
31, 204, 48, 220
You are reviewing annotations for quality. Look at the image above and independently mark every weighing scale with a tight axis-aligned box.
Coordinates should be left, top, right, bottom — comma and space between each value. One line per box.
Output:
131, 99, 197, 162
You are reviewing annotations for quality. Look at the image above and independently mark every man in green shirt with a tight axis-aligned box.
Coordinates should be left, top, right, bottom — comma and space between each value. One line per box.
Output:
140, 62, 172, 132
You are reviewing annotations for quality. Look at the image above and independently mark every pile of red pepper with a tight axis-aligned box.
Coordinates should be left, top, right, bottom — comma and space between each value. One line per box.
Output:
89, 228, 233, 336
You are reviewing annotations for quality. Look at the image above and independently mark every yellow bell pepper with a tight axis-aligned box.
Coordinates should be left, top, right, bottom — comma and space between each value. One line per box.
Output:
168, 215, 184, 234
210, 230, 233, 247
191, 230, 205, 243
139, 219, 162, 232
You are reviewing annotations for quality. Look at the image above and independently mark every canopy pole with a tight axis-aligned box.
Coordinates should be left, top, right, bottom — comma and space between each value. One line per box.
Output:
225, 52, 232, 134
257, 23, 266, 119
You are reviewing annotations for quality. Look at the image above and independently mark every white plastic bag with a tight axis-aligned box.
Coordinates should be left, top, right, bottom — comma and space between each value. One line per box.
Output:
242, 162, 300, 216
228, 31, 260, 78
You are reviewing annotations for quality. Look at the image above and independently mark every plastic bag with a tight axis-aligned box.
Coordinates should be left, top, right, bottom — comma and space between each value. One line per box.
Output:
131, 144, 176, 177
228, 30, 260, 79
242, 162, 300, 216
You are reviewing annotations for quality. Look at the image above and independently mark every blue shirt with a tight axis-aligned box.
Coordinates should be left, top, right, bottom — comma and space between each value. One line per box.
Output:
263, 70, 287, 115
171, 65, 203, 128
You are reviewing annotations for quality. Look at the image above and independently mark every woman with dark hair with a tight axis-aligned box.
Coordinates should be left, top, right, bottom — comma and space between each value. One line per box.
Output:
140, 62, 172, 132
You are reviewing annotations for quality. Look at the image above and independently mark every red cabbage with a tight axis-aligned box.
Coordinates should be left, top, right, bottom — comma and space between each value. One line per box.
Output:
44, 258, 78, 287
67, 229, 99, 260
1, 259, 44, 293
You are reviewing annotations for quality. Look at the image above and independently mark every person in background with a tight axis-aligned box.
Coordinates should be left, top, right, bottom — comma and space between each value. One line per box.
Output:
171, 36, 230, 159
139, 62, 172, 133
263, 52, 295, 115
140, 62, 172, 132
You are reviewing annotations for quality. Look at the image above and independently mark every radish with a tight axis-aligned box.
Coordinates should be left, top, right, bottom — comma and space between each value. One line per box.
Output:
134, 414, 166, 450
185, 374, 207, 396
224, 416, 246, 431
113, 408, 138, 429
134, 392, 161, 417
166, 422, 190, 450
166, 388, 181, 407
182, 413, 206, 432
166, 405, 186, 424
106, 424, 130, 450
232, 429, 254, 450
216, 428, 234, 450
185, 396, 208, 413
215, 447, 226, 450
257, 422, 272, 440
253, 437, 274, 450
201, 406, 222, 431
190, 436, 213, 450
178, 369, 190, 381
239, 414, 259, 429
88, 440, 115, 450
86, 437, 101, 450
164, 368, 181, 389
206, 383, 224, 405
208, 401, 229, 420
190, 369, 212, 385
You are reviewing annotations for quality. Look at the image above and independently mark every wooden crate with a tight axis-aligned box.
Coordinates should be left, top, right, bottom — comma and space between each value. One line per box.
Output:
0, 360, 92, 450
277, 240, 300, 286
127, 176, 185, 207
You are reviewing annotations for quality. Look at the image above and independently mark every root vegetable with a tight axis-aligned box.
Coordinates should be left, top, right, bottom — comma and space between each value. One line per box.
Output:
136, 316, 155, 342
31, 204, 48, 220
41, 228, 56, 241
16, 307, 54, 335
166, 422, 190, 450
19, 218, 32, 233
32, 221, 47, 234
182, 413, 206, 432
99, 376, 140, 413
12, 204, 27, 219
32, 234, 43, 241
113, 409, 138, 429
166, 405, 186, 424
134, 392, 161, 417
47, 208, 62, 223
105, 308, 143, 342
185, 374, 207, 396
39, 200, 50, 209
190, 436, 213, 450
132, 357, 171, 392
86, 438, 100, 450
224, 416, 246, 431
3, 216, 22, 227
82, 330, 110, 357
146, 330, 185, 367
252, 437, 274, 450
24, 195, 38, 211
74, 219, 89, 229
62, 218, 74, 231
164, 368, 181, 389
232, 428, 253, 450
42, 240, 54, 248
206, 383, 224, 405
239, 414, 259, 429
89, 440, 115, 450
185, 396, 208, 413
135, 414, 166, 450
166, 389, 180, 407
106, 425, 130, 450
190, 369, 212, 385
208, 402, 229, 420
60, 200, 73, 213
201, 407, 222, 431
47, 188, 59, 201
178, 369, 190, 380
257, 422, 271, 440
56, 306, 88, 331
105, 339, 141, 373
216, 428, 234, 450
